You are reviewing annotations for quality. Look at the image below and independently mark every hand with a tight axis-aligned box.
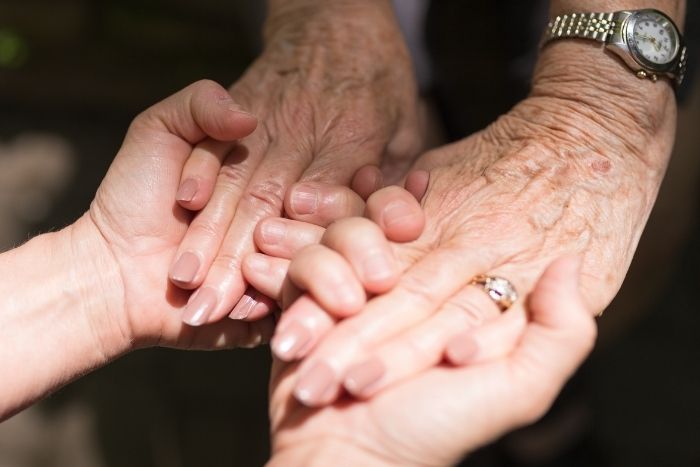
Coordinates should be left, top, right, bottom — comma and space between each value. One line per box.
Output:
240, 177, 428, 360
165, 0, 423, 326
271, 38, 677, 406
85, 80, 277, 351
267, 257, 597, 467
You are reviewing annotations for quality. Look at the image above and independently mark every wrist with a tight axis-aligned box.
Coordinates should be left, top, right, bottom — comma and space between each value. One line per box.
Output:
68, 214, 131, 359
0, 217, 128, 419
529, 39, 677, 169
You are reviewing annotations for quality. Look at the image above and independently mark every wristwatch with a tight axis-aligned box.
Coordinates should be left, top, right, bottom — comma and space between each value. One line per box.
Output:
542, 9, 687, 87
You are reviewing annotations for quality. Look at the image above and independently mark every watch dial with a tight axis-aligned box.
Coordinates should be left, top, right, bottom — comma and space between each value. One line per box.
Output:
632, 11, 679, 65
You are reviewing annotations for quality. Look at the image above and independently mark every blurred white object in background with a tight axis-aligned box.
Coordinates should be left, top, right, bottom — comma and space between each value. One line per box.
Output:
0, 133, 75, 250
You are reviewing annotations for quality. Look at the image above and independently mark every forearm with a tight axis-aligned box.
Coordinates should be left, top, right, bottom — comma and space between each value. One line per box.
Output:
0, 216, 127, 420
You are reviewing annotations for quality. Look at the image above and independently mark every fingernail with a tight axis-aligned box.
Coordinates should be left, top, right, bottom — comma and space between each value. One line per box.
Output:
445, 334, 478, 365
383, 200, 416, 229
362, 251, 394, 283
229, 294, 256, 320
272, 320, 313, 361
170, 251, 200, 284
260, 220, 286, 245
294, 361, 337, 406
345, 358, 386, 395
290, 185, 318, 215
182, 287, 218, 326
245, 253, 270, 274
176, 178, 198, 203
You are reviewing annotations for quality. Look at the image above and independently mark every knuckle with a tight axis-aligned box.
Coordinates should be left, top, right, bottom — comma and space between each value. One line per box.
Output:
212, 250, 241, 270
241, 180, 286, 216
217, 163, 248, 193
189, 218, 223, 242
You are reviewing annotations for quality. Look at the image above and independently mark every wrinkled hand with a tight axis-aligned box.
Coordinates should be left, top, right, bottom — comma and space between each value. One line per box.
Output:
168, 1, 422, 326
83, 80, 276, 351
273, 40, 676, 406
268, 257, 597, 467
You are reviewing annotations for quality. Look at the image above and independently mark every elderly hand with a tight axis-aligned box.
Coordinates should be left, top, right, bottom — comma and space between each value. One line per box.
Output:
265, 34, 678, 405
267, 256, 597, 467
165, 0, 422, 326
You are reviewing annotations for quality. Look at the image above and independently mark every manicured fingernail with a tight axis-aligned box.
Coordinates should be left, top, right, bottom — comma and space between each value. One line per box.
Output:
362, 251, 394, 283
170, 251, 200, 284
383, 200, 416, 229
294, 361, 337, 406
445, 334, 478, 365
182, 287, 218, 326
272, 320, 313, 361
345, 358, 386, 395
260, 220, 286, 245
290, 185, 318, 215
176, 178, 198, 203
229, 294, 256, 320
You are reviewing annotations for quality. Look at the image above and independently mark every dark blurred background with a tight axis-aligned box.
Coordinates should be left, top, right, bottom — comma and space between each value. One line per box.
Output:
0, 1, 698, 466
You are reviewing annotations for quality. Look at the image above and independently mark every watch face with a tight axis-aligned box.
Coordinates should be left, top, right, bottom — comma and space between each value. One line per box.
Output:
629, 10, 680, 67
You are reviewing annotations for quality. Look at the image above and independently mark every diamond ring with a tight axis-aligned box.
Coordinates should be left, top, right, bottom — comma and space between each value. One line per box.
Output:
469, 274, 518, 312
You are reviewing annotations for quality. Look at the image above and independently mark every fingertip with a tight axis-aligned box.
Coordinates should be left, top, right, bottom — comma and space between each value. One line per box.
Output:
351, 165, 384, 200
404, 169, 430, 202
366, 187, 425, 243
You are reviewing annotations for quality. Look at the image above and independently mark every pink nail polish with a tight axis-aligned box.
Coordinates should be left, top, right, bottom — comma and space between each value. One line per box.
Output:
182, 287, 218, 326
271, 321, 313, 361
260, 220, 286, 245
229, 294, 256, 320
294, 361, 337, 406
290, 185, 318, 215
176, 178, 198, 203
170, 251, 200, 284
345, 358, 386, 396
445, 334, 478, 365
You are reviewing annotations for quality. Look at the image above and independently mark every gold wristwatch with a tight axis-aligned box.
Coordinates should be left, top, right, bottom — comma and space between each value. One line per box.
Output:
542, 9, 687, 87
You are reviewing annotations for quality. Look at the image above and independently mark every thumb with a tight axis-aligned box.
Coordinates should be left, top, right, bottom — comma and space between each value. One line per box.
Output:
128, 79, 257, 147
508, 255, 597, 424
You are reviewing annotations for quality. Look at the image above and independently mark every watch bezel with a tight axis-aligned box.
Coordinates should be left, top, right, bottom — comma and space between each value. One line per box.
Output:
624, 9, 682, 72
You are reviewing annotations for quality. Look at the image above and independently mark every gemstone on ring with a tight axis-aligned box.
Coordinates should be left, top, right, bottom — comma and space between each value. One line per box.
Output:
469, 275, 518, 311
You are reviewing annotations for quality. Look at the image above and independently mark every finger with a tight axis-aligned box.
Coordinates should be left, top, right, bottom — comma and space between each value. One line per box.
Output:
270, 294, 335, 362
284, 182, 365, 227
228, 287, 277, 321
404, 169, 430, 202
364, 186, 425, 243
160, 312, 277, 350
351, 165, 384, 201
191, 138, 314, 324
292, 248, 492, 407
253, 218, 325, 260
342, 283, 503, 398
444, 304, 527, 366
321, 217, 399, 294
175, 140, 236, 210
241, 253, 290, 302
131, 79, 257, 147
169, 144, 256, 290
508, 256, 597, 425
287, 245, 366, 318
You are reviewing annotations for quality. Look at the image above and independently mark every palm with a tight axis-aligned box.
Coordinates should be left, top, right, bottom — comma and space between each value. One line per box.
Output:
271, 357, 534, 466
89, 123, 268, 349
